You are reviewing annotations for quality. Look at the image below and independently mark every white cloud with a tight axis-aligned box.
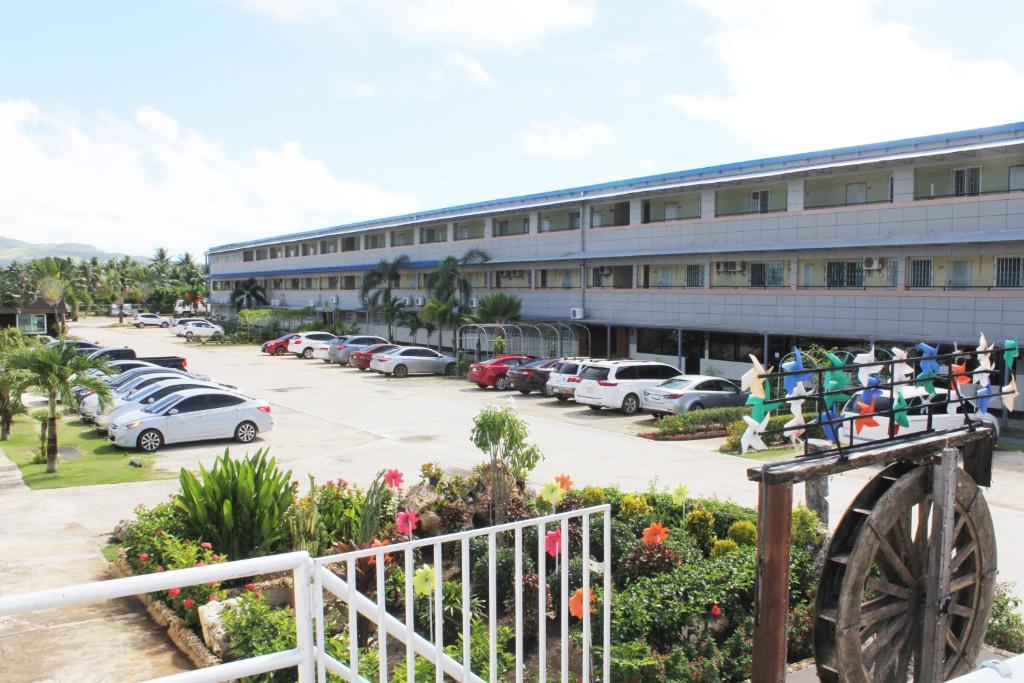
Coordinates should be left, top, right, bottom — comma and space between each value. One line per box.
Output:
667, 0, 1024, 152
0, 100, 420, 254
346, 81, 379, 98
518, 117, 618, 159
446, 51, 494, 87
234, 0, 597, 53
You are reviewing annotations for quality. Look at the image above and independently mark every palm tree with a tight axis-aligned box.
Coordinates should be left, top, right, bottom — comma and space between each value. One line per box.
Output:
0, 329, 32, 441
402, 311, 424, 346
473, 292, 522, 323
360, 256, 410, 336
425, 249, 490, 352
231, 278, 269, 311
375, 297, 407, 341
178, 271, 207, 314
7, 344, 112, 473
104, 257, 141, 323
421, 296, 462, 353
422, 319, 437, 350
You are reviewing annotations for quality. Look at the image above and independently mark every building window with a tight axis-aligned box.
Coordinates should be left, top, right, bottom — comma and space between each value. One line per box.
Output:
327, 276, 339, 289
569, 211, 581, 229
302, 277, 314, 290
995, 256, 1024, 288
16, 314, 47, 335
341, 236, 359, 252
664, 202, 680, 220
420, 226, 447, 243
846, 182, 867, 205
342, 276, 358, 290
636, 328, 679, 356
683, 264, 704, 288
268, 247, 282, 259
1011, 166, 1024, 193
364, 234, 385, 249
288, 278, 300, 290
301, 243, 317, 256
749, 261, 784, 288
886, 259, 899, 288
285, 245, 300, 257
802, 263, 815, 287
953, 166, 981, 197
750, 190, 769, 213
908, 258, 933, 288
826, 260, 864, 289
947, 260, 972, 289
243, 250, 254, 262
320, 239, 338, 254
657, 267, 672, 287
271, 278, 283, 290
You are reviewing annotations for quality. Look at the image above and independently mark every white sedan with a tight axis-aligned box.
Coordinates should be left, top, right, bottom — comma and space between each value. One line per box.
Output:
94, 378, 239, 433
179, 321, 225, 339
132, 313, 170, 328
108, 388, 272, 452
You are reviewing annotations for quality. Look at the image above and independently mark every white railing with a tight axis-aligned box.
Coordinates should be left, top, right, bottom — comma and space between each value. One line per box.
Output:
314, 504, 612, 683
0, 506, 612, 683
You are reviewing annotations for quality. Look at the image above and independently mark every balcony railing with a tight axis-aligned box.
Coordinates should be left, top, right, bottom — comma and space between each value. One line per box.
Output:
714, 206, 788, 218
803, 197, 894, 210
914, 186, 1024, 200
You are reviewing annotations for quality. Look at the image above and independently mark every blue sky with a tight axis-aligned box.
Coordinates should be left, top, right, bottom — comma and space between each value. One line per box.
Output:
2, 0, 1023, 255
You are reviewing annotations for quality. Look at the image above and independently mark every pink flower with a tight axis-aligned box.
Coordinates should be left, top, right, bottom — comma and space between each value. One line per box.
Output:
200, 542, 213, 550
183, 598, 195, 609
168, 587, 181, 598
211, 554, 219, 561
326, 480, 335, 487
396, 508, 420, 536
545, 529, 562, 558
384, 469, 404, 489
139, 552, 150, 562
208, 597, 219, 603
155, 530, 164, 537
196, 561, 206, 567
245, 583, 257, 591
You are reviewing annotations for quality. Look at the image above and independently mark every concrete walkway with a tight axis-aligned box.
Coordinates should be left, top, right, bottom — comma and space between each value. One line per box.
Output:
0, 448, 187, 682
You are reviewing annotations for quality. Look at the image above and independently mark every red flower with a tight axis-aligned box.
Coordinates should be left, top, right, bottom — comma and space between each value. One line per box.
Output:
168, 587, 181, 598
642, 522, 669, 546
245, 583, 257, 591
139, 552, 150, 562
384, 469, 404, 489
710, 604, 722, 618
200, 542, 213, 550
183, 598, 195, 609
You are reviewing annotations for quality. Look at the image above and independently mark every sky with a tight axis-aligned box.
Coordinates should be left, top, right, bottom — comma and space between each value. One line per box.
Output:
1, 0, 1023, 256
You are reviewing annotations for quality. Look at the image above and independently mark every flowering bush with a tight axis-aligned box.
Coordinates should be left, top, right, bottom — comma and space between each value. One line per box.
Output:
623, 542, 682, 581
135, 535, 227, 626
618, 493, 651, 519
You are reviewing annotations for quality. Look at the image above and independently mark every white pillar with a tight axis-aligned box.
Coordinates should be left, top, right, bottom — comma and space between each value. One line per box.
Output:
446, 221, 455, 241
483, 217, 493, 238
629, 198, 643, 225
700, 189, 716, 219
528, 211, 539, 233
891, 166, 914, 202
786, 179, 804, 212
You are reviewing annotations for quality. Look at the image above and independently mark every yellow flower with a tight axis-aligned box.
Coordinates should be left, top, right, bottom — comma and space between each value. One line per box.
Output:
413, 564, 435, 597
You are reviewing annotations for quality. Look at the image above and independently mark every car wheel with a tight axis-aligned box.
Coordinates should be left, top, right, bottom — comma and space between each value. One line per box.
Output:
621, 393, 640, 415
444, 363, 456, 376
393, 364, 408, 378
519, 389, 531, 395
235, 421, 258, 443
274, 347, 285, 356
160, 322, 169, 328
358, 367, 367, 372
494, 376, 510, 391
211, 332, 222, 340
137, 429, 163, 452
302, 348, 313, 359
556, 395, 569, 402
587, 405, 603, 412
185, 331, 194, 339
135, 323, 144, 328
688, 403, 705, 412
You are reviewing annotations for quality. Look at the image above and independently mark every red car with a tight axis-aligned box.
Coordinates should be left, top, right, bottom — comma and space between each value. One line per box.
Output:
467, 355, 534, 390
262, 333, 299, 356
349, 343, 399, 371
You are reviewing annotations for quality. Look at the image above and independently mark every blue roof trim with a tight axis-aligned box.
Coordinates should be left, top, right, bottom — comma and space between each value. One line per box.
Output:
207, 258, 440, 279
208, 121, 1024, 253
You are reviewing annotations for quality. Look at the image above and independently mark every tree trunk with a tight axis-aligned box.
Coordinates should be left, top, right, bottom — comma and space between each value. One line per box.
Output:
118, 287, 126, 324
1, 413, 11, 441
46, 395, 58, 473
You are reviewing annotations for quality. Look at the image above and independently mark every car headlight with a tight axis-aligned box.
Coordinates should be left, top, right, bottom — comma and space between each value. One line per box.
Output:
125, 420, 142, 429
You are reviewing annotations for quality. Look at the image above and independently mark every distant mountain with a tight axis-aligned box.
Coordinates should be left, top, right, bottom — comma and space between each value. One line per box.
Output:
0, 236, 139, 265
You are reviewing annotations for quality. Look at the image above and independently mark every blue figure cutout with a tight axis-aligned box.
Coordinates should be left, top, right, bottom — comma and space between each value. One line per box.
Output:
782, 348, 813, 394
916, 342, 940, 374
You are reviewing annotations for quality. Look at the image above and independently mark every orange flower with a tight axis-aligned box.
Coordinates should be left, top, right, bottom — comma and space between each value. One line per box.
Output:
555, 473, 573, 492
642, 522, 669, 546
365, 538, 393, 568
569, 588, 594, 619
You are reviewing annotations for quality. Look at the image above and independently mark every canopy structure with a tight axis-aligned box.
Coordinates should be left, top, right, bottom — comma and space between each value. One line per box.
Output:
456, 322, 591, 360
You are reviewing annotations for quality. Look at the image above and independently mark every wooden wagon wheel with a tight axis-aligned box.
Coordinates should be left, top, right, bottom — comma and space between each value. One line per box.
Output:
814, 462, 996, 681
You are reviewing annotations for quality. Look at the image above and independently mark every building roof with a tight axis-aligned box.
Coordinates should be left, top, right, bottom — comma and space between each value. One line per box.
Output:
0, 297, 68, 314
207, 121, 1024, 254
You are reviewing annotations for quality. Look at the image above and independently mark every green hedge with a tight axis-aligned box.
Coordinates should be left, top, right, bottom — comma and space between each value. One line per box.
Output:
723, 412, 822, 452
656, 407, 749, 437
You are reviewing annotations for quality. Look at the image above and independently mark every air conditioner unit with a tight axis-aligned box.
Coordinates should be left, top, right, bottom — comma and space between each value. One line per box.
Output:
270, 299, 280, 307
401, 297, 411, 306
328, 296, 337, 304
863, 257, 885, 271
414, 296, 424, 306
308, 300, 315, 308
468, 297, 478, 308
569, 307, 585, 320
598, 267, 613, 276
716, 261, 746, 273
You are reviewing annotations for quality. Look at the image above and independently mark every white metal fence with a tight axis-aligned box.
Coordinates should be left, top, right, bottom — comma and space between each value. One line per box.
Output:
0, 505, 612, 683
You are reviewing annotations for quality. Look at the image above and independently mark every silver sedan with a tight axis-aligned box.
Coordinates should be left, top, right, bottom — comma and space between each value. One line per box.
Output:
369, 346, 457, 377
640, 375, 748, 415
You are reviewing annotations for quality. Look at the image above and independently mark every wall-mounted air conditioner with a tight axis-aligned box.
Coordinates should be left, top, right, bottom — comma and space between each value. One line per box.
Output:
328, 296, 337, 304
863, 257, 885, 271
715, 261, 746, 273
270, 299, 280, 307
569, 308, 585, 320
414, 296, 424, 306
401, 297, 411, 306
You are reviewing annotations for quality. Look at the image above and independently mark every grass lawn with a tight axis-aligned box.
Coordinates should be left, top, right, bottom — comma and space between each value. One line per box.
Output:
2, 414, 172, 490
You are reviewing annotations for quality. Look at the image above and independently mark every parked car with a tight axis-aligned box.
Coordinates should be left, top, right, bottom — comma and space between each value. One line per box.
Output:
640, 375, 747, 415
109, 303, 138, 317
261, 333, 300, 356
85, 347, 189, 370
168, 317, 208, 334
507, 358, 560, 394
46, 339, 100, 353
369, 346, 457, 377
108, 388, 272, 452
79, 371, 199, 419
290, 332, 337, 359
315, 336, 350, 362
180, 321, 225, 339
328, 336, 390, 365
835, 387, 999, 445
573, 360, 682, 414
132, 312, 170, 328
467, 355, 535, 390
94, 378, 241, 433
544, 358, 593, 402
349, 343, 399, 371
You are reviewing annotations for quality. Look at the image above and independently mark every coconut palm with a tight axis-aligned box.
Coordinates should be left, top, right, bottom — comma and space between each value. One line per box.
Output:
104, 257, 142, 323
7, 343, 112, 473
0, 329, 33, 441
425, 249, 490, 351
421, 296, 462, 353
473, 292, 522, 324
402, 311, 424, 346
360, 256, 410, 335
231, 278, 269, 311
375, 297, 407, 341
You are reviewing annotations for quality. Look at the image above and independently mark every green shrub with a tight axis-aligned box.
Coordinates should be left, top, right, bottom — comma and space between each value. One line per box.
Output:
416, 579, 484, 642
580, 485, 605, 507
685, 505, 717, 556
146, 536, 227, 627
694, 498, 758, 538
222, 592, 297, 681
722, 411, 822, 452
122, 500, 187, 570
623, 542, 682, 581
619, 493, 651, 519
787, 601, 816, 661
392, 619, 515, 681
472, 546, 534, 608
175, 449, 294, 560
727, 520, 757, 546
608, 639, 667, 682
986, 582, 1024, 653
656, 406, 748, 437
711, 538, 739, 557
791, 504, 824, 549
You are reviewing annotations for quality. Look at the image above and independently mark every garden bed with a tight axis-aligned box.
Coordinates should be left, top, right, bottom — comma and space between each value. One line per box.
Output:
638, 429, 728, 441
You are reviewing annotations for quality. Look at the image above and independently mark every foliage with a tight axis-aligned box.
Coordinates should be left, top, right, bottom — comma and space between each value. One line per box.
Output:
726, 520, 757, 546
470, 405, 543, 524
618, 493, 651, 519
472, 546, 535, 607
623, 542, 682, 581
175, 449, 295, 560
711, 538, 739, 557
684, 505, 717, 556
435, 499, 471, 533
222, 592, 298, 682
122, 500, 188, 569
790, 504, 825, 549
0, 328, 34, 441
986, 582, 1024, 653
580, 485, 605, 507
787, 601, 816, 661
314, 475, 395, 549
723, 411, 822, 452
141, 536, 227, 627
472, 292, 523, 324
231, 277, 269, 312
289, 476, 321, 555
392, 618, 515, 681
656, 406, 748, 436
420, 461, 443, 482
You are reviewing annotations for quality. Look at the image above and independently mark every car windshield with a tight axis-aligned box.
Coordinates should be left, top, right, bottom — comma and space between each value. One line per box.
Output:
143, 394, 181, 414
579, 366, 609, 381
522, 359, 549, 368
657, 379, 695, 390
555, 362, 579, 374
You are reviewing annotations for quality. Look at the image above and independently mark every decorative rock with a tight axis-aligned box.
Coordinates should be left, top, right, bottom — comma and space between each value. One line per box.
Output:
401, 482, 438, 512
198, 597, 240, 657
129, 458, 143, 468
418, 510, 442, 536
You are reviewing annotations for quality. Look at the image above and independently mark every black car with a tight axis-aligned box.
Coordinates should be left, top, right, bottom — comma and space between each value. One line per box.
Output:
46, 339, 100, 353
507, 358, 560, 395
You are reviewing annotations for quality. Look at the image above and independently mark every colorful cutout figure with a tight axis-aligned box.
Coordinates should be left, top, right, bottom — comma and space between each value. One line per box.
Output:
740, 414, 771, 454
916, 369, 938, 396
1004, 339, 1019, 368
892, 391, 910, 434
916, 342, 940, 375
853, 347, 882, 387
671, 484, 689, 507
950, 360, 970, 385
891, 347, 912, 385
976, 385, 993, 414
854, 399, 879, 434
745, 393, 776, 422
781, 348, 813, 393
818, 404, 840, 443
740, 354, 772, 400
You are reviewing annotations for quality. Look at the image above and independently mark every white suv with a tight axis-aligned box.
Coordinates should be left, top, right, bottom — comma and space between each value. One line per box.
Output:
573, 360, 681, 414
290, 331, 337, 358
545, 358, 593, 402
132, 313, 169, 328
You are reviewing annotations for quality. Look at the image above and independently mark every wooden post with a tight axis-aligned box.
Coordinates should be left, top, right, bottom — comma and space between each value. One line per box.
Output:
752, 481, 793, 683
920, 446, 958, 682
805, 475, 829, 524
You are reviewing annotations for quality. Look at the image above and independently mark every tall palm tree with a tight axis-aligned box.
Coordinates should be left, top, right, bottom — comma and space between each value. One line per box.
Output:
360, 256, 410, 334
422, 318, 437, 350
402, 311, 424, 346
0, 329, 32, 441
375, 297, 407, 341
421, 296, 462, 353
104, 257, 141, 323
7, 343, 112, 473
231, 278, 269, 311
425, 248, 489, 352
178, 271, 207, 314
473, 292, 522, 323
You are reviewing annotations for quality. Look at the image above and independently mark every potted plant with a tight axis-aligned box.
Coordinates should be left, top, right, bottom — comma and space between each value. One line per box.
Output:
421, 462, 444, 486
